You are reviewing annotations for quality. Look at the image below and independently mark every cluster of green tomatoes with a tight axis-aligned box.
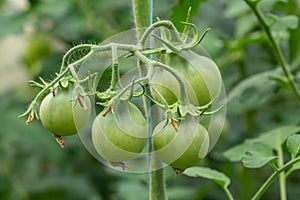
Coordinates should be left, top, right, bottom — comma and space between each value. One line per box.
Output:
21, 20, 224, 172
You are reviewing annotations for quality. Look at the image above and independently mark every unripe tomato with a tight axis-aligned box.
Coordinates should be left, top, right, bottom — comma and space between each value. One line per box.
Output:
151, 51, 222, 106
39, 86, 91, 136
92, 102, 147, 162
153, 120, 209, 170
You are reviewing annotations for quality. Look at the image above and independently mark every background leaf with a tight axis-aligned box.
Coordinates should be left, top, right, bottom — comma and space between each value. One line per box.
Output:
287, 134, 300, 159
183, 167, 230, 188
227, 68, 281, 114
223, 142, 274, 163
241, 150, 277, 168
247, 125, 299, 150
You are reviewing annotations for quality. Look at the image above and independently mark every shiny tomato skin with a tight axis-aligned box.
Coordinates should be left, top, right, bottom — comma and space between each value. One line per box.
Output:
92, 102, 147, 162
39, 86, 91, 136
153, 121, 209, 170
151, 52, 222, 106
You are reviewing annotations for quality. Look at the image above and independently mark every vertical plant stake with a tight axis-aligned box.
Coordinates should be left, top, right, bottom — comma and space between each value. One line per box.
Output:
20, 1, 226, 199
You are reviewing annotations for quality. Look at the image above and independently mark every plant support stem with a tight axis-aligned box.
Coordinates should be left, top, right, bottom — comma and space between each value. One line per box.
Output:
132, 1, 168, 199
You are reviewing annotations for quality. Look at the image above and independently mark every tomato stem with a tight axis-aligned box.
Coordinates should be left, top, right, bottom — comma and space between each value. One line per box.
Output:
244, 0, 300, 102
135, 51, 190, 106
251, 156, 300, 200
132, 1, 168, 199
60, 44, 96, 73
110, 44, 121, 90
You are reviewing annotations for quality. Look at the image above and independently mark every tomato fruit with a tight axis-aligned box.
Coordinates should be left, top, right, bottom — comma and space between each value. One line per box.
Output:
151, 51, 222, 106
153, 120, 209, 170
39, 85, 91, 136
92, 102, 147, 162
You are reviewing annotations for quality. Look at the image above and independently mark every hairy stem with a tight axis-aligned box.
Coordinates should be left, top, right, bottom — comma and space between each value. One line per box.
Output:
132, 0, 150, 38
244, 0, 300, 102
60, 44, 96, 73
135, 51, 189, 105
110, 44, 121, 90
132, 1, 167, 200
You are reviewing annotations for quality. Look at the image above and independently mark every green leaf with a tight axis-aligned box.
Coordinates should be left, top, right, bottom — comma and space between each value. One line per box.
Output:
287, 134, 300, 158
290, 161, 300, 172
258, 0, 288, 12
267, 14, 298, 30
227, 68, 282, 114
242, 149, 277, 168
170, 0, 206, 31
266, 14, 299, 41
223, 142, 274, 162
269, 75, 291, 91
247, 125, 300, 150
183, 166, 230, 188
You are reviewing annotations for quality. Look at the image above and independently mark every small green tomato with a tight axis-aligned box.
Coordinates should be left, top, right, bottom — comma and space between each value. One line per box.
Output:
39, 85, 91, 136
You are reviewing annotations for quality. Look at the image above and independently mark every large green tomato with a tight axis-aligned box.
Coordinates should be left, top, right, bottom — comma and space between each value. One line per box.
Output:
39, 86, 91, 136
153, 120, 209, 170
92, 102, 147, 162
151, 51, 222, 106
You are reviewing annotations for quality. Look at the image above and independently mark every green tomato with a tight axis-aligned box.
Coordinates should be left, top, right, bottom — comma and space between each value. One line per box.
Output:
39, 86, 91, 136
92, 102, 147, 162
151, 51, 222, 106
153, 120, 209, 170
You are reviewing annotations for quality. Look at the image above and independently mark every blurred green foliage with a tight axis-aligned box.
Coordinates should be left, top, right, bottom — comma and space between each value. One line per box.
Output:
1, 0, 300, 199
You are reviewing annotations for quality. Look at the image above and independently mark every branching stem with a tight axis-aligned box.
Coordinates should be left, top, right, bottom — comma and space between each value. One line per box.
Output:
251, 156, 300, 200
244, 0, 300, 102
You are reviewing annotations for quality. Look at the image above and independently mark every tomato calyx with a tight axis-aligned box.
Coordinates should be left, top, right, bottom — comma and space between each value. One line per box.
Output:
102, 105, 112, 117
109, 161, 128, 170
52, 133, 65, 148
96, 78, 146, 107
173, 168, 185, 175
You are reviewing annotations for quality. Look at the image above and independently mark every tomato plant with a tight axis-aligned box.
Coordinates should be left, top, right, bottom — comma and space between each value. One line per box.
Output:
153, 118, 209, 170
92, 102, 147, 162
10, 0, 300, 199
39, 84, 91, 136
151, 51, 222, 106
20, 5, 226, 199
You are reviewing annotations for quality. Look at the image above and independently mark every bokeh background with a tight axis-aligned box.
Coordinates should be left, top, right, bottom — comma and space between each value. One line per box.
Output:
1, 0, 300, 199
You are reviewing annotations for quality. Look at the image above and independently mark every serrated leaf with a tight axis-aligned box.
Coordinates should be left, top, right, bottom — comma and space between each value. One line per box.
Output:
227, 68, 281, 114
287, 134, 300, 158
242, 150, 277, 168
183, 166, 230, 188
223, 142, 273, 162
247, 125, 300, 150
